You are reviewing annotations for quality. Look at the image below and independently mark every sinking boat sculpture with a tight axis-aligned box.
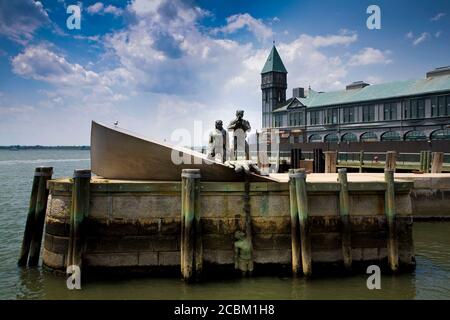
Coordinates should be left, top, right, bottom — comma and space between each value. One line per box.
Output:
90, 121, 272, 182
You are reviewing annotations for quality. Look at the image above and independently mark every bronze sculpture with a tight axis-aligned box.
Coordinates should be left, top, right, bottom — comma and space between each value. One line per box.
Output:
227, 110, 251, 160
234, 230, 254, 276
207, 120, 229, 163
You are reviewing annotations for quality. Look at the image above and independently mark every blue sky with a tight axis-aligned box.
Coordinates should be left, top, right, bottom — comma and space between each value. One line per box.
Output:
0, 0, 449, 145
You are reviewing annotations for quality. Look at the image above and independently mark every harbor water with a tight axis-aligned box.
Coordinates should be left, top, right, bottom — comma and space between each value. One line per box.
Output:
0, 149, 449, 300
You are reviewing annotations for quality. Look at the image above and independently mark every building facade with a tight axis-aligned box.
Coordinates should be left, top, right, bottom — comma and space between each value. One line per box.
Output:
261, 46, 450, 143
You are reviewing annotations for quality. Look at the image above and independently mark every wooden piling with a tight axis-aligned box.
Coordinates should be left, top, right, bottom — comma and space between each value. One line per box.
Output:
431, 152, 444, 173
384, 169, 398, 272
385, 151, 397, 172
288, 169, 301, 275
18, 168, 46, 266
425, 151, 431, 173
419, 151, 424, 172
66, 169, 91, 272
294, 169, 312, 276
28, 167, 53, 266
181, 169, 202, 281
338, 168, 352, 271
324, 151, 337, 173
359, 150, 364, 173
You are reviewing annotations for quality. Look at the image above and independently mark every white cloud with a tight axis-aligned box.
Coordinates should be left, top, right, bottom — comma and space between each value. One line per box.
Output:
214, 13, 274, 42
11, 45, 130, 108
87, 2, 104, 14
431, 12, 446, 22
406, 31, 414, 39
87, 2, 123, 16
12, 45, 101, 86
311, 33, 357, 47
348, 47, 392, 66
435, 30, 443, 38
0, 0, 50, 44
413, 32, 430, 46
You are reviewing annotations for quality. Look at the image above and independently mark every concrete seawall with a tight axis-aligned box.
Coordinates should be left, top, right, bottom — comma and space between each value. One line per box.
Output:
396, 173, 450, 220
42, 174, 416, 273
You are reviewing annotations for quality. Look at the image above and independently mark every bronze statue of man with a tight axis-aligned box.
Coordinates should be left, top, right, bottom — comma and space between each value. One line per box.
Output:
207, 120, 229, 163
227, 110, 251, 160
234, 230, 254, 276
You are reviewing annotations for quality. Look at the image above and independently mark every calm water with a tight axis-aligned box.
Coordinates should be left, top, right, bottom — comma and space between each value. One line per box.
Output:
0, 149, 449, 300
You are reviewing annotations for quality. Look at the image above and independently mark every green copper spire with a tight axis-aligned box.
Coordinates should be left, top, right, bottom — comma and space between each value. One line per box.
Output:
261, 45, 287, 74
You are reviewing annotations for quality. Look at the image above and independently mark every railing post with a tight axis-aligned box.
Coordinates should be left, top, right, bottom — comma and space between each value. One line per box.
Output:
66, 169, 91, 278
324, 151, 337, 173
28, 167, 53, 266
385, 151, 397, 172
384, 169, 398, 272
431, 152, 444, 173
289, 169, 301, 275
359, 150, 364, 173
181, 169, 202, 281
338, 168, 352, 271
294, 169, 312, 277
425, 151, 431, 173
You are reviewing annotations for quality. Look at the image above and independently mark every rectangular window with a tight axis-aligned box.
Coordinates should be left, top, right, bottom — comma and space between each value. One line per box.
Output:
431, 97, 438, 117
325, 108, 338, 124
343, 107, 354, 123
310, 111, 319, 125
411, 99, 418, 119
383, 103, 397, 120
417, 99, 425, 118
332, 108, 338, 124
362, 105, 375, 122
438, 96, 446, 116
404, 100, 410, 119
447, 95, 450, 116
289, 112, 300, 127
273, 114, 283, 127
289, 112, 303, 126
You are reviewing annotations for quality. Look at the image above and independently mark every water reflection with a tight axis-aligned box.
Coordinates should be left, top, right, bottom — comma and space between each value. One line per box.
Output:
11, 223, 450, 300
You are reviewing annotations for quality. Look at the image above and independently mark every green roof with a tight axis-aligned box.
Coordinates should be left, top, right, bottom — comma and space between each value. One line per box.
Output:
261, 46, 287, 74
274, 75, 450, 112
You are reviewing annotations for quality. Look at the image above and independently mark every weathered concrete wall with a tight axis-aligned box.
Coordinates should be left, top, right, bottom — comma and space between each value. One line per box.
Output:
42, 179, 414, 272
396, 174, 450, 219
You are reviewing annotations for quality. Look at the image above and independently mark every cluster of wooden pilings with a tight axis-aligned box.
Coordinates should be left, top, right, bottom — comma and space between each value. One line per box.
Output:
322, 150, 445, 173
18, 167, 53, 266
18, 168, 91, 282
288, 167, 400, 276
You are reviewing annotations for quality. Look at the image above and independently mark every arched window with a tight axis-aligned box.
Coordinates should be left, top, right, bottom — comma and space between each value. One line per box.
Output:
381, 131, 401, 141
360, 132, 378, 142
324, 133, 339, 143
341, 132, 358, 142
309, 134, 322, 142
404, 130, 427, 141
430, 129, 450, 140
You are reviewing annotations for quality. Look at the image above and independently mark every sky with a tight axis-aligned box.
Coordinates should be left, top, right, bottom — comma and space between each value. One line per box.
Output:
0, 0, 449, 145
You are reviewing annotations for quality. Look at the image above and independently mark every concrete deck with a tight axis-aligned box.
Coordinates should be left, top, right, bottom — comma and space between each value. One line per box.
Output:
269, 172, 450, 184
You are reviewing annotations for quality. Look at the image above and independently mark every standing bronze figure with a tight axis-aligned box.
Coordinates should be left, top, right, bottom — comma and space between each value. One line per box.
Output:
207, 120, 229, 163
227, 110, 251, 160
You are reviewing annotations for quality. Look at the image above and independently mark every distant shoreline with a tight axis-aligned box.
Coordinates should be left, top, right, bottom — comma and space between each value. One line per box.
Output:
0, 146, 90, 150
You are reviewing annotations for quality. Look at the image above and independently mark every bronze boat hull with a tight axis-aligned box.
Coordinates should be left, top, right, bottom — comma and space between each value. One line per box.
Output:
90, 121, 272, 182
